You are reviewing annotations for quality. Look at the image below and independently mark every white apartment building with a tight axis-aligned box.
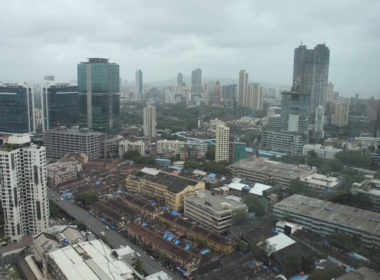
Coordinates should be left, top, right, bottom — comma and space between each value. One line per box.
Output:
0, 134, 49, 241
302, 144, 342, 160
300, 173, 340, 192
247, 83, 264, 111
331, 101, 349, 127
156, 139, 186, 160
143, 105, 156, 137
215, 123, 230, 163
354, 137, 380, 150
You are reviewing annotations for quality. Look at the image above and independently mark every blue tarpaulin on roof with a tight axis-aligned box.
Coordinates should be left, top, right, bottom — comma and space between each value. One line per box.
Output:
184, 245, 190, 250
209, 173, 216, 178
171, 210, 180, 216
290, 275, 308, 280
175, 240, 180, 245
167, 236, 174, 241
200, 249, 210, 254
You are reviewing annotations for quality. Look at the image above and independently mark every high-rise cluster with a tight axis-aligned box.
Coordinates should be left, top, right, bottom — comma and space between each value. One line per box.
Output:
238, 70, 263, 110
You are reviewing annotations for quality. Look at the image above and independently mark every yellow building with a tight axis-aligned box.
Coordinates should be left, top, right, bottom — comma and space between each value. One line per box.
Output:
125, 167, 205, 211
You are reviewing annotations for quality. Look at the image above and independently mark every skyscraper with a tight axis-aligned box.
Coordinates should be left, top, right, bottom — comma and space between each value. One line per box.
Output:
314, 105, 325, 139
247, 83, 263, 111
0, 134, 49, 241
41, 82, 79, 131
213, 81, 222, 106
238, 70, 248, 107
191, 68, 202, 94
215, 123, 230, 163
326, 82, 334, 102
78, 58, 120, 135
221, 84, 237, 107
135, 69, 143, 102
293, 44, 330, 113
0, 83, 35, 134
331, 101, 349, 127
177, 72, 183, 87
281, 91, 310, 133
143, 105, 157, 137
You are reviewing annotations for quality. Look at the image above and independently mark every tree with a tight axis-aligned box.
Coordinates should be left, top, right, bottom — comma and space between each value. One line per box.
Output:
134, 258, 145, 274
375, 170, 380, 180
335, 150, 372, 169
281, 251, 303, 277
72, 220, 87, 231
233, 210, 249, 225
243, 195, 266, 216
203, 161, 231, 176
75, 192, 98, 208
206, 144, 215, 160
309, 265, 345, 280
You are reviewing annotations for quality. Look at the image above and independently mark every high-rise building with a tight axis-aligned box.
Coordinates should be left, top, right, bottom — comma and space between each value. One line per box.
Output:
281, 91, 310, 133
238, 70, 248, 107
215, 123, 230, 163
143, 105, 157, 137
0, 134, 49, 242
191, 68, 202, 94
229, 142, 247, 163
331, 101, 349, 127
293, 44, 330, 113
0, 83, 35, 134
135, 69, 143, 102
177, 72, 183, 87
326, 82, 334, 102
41, 83, 79, 131
78, 58, 120, 135
213, 81, 222, 106
314, 105, 325, 139
221, 84, 237, 107
247, 83, 263, 111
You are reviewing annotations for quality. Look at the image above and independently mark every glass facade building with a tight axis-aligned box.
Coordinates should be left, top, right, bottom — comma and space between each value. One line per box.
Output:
78, 58, 120, 135
41, 83, 79, 131
281, 91, 310, 133
0, 84, 35, 134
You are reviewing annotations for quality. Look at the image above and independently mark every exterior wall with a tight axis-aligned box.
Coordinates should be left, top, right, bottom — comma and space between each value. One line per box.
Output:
143, 105, 156, 137
215, 124, 230, 162
262, 130, 308, 155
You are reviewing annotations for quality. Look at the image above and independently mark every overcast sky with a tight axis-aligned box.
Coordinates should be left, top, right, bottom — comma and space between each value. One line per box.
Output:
1, 0, 379, 97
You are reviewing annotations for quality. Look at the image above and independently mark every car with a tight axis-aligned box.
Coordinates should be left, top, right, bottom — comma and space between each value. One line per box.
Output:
60, 198, 64, 201
56, 198, 59, 201
136, 252, 141, 257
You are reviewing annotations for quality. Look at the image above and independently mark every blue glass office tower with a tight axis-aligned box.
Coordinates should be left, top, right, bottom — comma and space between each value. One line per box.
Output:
78, 58, 120, 134
41, 83, 79, 131
0, 84, 35, 134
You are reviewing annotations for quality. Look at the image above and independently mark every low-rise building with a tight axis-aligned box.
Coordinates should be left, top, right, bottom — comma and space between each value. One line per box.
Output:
354, 137, 380, 150
186, 139, 208, 158
184, 190, 248, 233
273, 194, 380, 247
126, 167, 205, 210
352, 179, 380, 213
47, 161, 82, 186
300, 173, 340, 192
262, 130, 308, 155
229, 157, 314, 187
302, 144, 342, 160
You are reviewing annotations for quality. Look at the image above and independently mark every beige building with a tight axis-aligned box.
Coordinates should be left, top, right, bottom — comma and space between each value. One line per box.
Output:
184, 190, 248, 233
215, 123, 230, 163
247, 83, 263, 111
126, 167, 205, 211
143, 105, 156, 137
300, 173, 340, 192
238, 70, 248, 107
47, 161, 82, 186
331, 101, 349, 127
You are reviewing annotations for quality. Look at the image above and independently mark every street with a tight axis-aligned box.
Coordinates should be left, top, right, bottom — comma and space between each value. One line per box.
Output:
47, 189, 180, 280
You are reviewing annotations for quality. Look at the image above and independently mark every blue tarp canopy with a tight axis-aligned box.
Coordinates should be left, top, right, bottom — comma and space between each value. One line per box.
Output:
200, 249, 210, 254
208, 173, 216, 178
184, 245, 190, 250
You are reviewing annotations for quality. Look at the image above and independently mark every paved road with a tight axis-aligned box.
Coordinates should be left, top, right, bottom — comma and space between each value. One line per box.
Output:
48, 189, 180, 279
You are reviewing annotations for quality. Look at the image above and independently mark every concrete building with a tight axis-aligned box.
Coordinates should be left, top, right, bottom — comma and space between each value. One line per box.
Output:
302, 144, 342, 160
47, 161, 82, 187
184, 190, 248, 233
186, 139, 208, 158
143, 105, 157, 137
221, 84, 237, 107
213, 81, 222, 106
43, 127, 106, 160
247, 83, 263, 111
41, 82, 79, 131
215, 123, 230, 163
126, 167, 205, 211
352, 179, 380, 213
314, 105, 325, 139
0, 134, 49, 242
118, 139, 145, 158
262, 130, 308, 155
281, 91, 310, 133
274, 194, 380, 247
300, 173, 340, 192
0, 83, 35, 134
78, 58, 120, 135
156, 139, 186, 160
331, 101, 349, 127
326, 82, 335, 102
238, 70, 249, 107
229, 157, 314, 187
293, 44, 330, 113
229, 142, 247, 163
354, 137, 380, 150
135, 69, 143, 101
191, 68, 202, 94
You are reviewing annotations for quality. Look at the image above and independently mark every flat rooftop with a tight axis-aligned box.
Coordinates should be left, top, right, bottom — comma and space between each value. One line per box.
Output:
185, 190, 247, 212
275, 194, 380, 236
138, 168, 200, 194
230, 157, 313, 180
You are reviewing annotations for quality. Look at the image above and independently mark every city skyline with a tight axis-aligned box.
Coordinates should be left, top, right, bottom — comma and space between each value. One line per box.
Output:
0, 0, 379, 98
